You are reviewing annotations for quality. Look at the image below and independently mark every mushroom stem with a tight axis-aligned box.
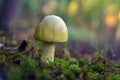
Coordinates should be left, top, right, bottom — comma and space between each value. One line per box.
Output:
41, 42, 55, 62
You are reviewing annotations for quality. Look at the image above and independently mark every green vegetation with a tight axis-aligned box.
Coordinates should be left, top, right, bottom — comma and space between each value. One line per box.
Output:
0, 50, 120, 80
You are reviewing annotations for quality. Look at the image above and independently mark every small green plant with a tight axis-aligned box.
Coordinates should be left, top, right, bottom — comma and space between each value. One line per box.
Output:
0, 55, 5, 62
7, 67, 22, 80
63, 69, 75, 80
39, 69, 51, 80
69, 64, 81, 77
107, 74, 120, 80
89, 72, 100, 80
20, 55, 38, 71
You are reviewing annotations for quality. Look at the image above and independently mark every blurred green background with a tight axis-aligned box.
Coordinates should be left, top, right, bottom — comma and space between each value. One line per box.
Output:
6, 0, 119, 43
0, 0, 120, 52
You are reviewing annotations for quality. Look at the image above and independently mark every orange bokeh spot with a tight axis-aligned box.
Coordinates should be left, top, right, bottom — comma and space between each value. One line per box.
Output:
105, 15, 116, 28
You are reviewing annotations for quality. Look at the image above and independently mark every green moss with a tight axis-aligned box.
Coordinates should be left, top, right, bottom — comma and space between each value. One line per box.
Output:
0, 50, 120, 80
20, 55, 38, 71
107, 74, 120, 80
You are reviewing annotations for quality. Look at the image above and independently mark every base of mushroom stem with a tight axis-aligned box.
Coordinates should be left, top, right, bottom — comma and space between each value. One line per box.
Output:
41, 42, 56, 63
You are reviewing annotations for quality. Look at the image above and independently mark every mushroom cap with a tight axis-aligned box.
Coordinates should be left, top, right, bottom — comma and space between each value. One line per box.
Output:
34, 15, 68, 42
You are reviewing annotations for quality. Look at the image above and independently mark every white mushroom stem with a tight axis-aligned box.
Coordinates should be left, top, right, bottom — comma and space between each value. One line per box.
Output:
41, 42, 56, 63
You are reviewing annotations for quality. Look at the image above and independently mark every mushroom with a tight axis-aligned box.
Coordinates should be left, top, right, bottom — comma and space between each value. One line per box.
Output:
34, 15, 68, 62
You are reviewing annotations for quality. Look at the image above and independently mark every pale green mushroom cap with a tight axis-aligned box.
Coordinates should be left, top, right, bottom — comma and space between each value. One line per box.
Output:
34, 15, 68, 42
